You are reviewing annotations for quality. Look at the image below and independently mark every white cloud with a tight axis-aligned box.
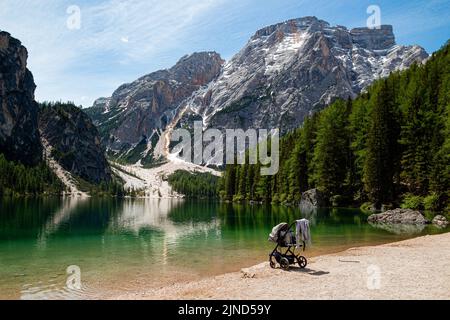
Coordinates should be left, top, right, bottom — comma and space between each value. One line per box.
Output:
0, 0, 225, 106
1, 0, 447, 106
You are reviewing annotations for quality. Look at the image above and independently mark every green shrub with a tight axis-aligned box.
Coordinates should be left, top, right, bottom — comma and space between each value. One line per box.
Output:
401, 194, 424, 210
279, 193, 288, 203
423, 194, 440, 212
271, 193, 280, 204
285, 194, 294, 204
360, 202, 375, 214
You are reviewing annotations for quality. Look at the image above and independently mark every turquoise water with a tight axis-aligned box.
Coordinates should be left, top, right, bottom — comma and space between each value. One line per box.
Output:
0, 198, 448, 299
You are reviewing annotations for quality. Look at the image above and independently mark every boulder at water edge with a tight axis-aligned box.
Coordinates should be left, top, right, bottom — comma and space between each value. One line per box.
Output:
432, 215, 449, 228
300, 189, 326, 208
368, 209, 430, 225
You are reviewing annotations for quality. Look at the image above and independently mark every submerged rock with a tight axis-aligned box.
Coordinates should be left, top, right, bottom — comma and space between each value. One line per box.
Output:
369, 222, 426, 235
432, 215, 449, 228
368, 209, 430, 225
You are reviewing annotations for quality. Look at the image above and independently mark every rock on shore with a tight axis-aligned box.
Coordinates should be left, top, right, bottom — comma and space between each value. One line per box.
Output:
368, 209, 430, 225
432, 215, 449, 228
300, 189, 326, 208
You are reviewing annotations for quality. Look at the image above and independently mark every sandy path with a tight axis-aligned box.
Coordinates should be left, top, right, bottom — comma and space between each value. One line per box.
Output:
115, 232, 450, 300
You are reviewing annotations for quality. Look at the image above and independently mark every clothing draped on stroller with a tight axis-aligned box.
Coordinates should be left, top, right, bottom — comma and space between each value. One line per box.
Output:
268, 220, 310, 270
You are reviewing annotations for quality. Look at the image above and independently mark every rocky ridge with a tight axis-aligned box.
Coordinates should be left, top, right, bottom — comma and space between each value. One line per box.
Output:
0, 31, 42, 166
179, 17, 428, 133
85, 52, 224, 165
87, 17, 428, 167
39, 103, 112, 185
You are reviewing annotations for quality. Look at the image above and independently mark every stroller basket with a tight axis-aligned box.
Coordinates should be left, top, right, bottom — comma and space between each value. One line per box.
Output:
268, 221, 310, 271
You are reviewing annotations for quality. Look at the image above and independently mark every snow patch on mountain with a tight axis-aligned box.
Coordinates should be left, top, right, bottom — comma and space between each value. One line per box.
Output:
177, 17, 428, 132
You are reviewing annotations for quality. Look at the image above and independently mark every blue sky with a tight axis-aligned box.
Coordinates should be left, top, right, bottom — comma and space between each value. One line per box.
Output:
1, 0, 449, 107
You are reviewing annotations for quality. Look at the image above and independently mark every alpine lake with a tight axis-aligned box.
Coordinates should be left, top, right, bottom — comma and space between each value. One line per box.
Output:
0, 198, 448, 299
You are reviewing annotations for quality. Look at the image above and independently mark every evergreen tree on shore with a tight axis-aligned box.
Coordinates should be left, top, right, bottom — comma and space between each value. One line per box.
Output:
219, 41, 450, 211
0, 154, 64, 196
312, 100, 350, 197
363, 80, 400, 206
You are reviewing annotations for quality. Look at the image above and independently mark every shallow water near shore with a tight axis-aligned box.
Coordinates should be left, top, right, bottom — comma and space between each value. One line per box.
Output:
0, 198, 448, 300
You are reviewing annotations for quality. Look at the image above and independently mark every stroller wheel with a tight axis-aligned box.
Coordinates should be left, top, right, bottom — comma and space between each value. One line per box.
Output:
297, 256, 308, 269
280, 258, 290, 271
269, 256, 277, 269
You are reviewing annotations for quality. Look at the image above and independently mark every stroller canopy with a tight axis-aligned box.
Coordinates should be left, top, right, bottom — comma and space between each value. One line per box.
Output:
268, 223, 289, 243
268, 220, 312, 246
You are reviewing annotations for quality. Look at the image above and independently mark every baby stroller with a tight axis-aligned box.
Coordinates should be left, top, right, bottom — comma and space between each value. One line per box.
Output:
268, 221, 310, 271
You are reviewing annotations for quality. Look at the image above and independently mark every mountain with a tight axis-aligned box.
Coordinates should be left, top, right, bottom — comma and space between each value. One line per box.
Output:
88, 17, 428, 167
39, 103, 112, 185
85, 52, 224, 166
0, 31, 113, 195
0, 31, 42, 166
179, 17, 428, 132
221, 40, 449, 210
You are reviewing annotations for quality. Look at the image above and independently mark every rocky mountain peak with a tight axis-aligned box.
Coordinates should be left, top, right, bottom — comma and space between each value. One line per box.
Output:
350, 25, 396, 50
251, 17, 397, 52
86, 51, 224, 165
87, 17, 429, 167
0, 31, 42, 166
178, 17, 428, 134
173, 52, 224, 76
252, 16, 330, 40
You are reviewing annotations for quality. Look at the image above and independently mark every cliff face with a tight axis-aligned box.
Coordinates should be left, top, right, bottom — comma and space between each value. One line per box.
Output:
178, 17, 429, 133
39, 103, 112, 184
350, 25, 396, 50
85, 52, 224, 165
0, 31, 112, 189
0, 31, 42, 166
87, 16, 429, 167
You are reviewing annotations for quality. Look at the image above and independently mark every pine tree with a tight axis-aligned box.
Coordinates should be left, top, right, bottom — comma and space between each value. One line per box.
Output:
363, 80, 400, 206
218, 41, 450, 210
287, 140, 308, 201
237, 164, 248, 200
311, 100, 350, 198
224, 164, 236, 200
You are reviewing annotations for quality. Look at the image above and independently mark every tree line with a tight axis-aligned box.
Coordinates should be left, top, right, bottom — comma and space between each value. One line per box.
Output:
0, 154, 65, 196
219, 41, 450, 212
1, 101, 127, 198
168, 170, 220, 199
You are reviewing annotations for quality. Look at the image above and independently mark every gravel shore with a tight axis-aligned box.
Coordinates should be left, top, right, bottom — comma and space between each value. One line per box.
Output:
115, 232, 450, 300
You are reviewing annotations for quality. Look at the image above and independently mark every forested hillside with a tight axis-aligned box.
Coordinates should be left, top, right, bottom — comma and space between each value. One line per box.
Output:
0, 154, 65, 196
168, 170, 219, 199
220, 41, 450, 211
